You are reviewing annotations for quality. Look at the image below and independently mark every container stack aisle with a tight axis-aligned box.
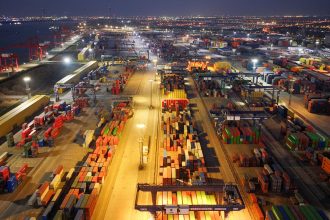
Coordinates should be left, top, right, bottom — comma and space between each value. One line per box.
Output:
156, 73, 223, 220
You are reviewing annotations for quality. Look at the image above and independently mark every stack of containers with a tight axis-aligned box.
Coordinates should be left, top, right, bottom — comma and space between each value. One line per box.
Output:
157, 73, 223, 219
37, 181, 54, 207
267, 205, 327, 220
307, 99, 330, 114
282, 172, 293, 192
38, 102, 132, 219
111, 80, 121, 95
162, 89, 187, 99
304, 94, 323, 108
238, 152, 260, 167
286, 131, 329, 151
222, 126, 260, 144
253, 203, 265, 220
321, 155, 330, 174
159, 108, 207, 185
74, 97, 89, 108
162, 74, 185, 93
257, 171, 269, 193
286, 132, 309, 150
155, 191, 221, 220
269, 174, 282, 193
277, 105, 288, 119
162, 99, 189, 110
305, 132, 329, 149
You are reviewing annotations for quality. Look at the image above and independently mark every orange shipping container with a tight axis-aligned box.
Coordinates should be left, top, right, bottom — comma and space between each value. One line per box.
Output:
253, 203, 264, 220
250, 193, 258, 203
322, 156, 330, 174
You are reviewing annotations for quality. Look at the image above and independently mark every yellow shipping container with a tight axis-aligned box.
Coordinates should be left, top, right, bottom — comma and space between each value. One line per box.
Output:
0, 95, 50, 138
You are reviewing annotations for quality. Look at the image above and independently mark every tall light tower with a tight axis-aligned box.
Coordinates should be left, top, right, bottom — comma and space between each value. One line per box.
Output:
23, 76, 31, 99
149, 79, 153, 109
136, 123, 146, 170
152, 59, 158, 81
252, 58, 258, 72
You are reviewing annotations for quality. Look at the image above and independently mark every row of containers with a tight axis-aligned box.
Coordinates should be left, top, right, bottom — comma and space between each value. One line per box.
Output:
222, 126, 261, 144
28, 102, 133, 220
232, 147, 270, 168
197, 79, 223, 97
233, 147, 295, 194
160, 109, 207, 185
286, 131, 329, 151
260, 72, 307, 94
158, 106, 223, 220
14, 100, 83, 158
0, 163, 28, 193
161, 74, 186, 92
157, 73, 225, 220
247, 185, 328, 220
2, 99, 84, 194
257, 163, 293, 194
101, 67, 134, 95
266, 205, 328, 220
304, 93, 330, 115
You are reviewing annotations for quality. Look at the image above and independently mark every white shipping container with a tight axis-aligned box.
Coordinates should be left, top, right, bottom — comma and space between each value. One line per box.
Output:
28, 190, 38, 206
264, 164, 273, 175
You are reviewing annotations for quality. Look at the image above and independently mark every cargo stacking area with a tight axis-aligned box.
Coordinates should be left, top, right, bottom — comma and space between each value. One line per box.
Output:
0, 14, 330, 220
135, 72, 245, 220
35, 101, 133, 219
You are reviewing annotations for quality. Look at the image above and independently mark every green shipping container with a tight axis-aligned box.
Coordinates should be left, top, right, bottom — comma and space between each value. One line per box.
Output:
283, 205, 295, 220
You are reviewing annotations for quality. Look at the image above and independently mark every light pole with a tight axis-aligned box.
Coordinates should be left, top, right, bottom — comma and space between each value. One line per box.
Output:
136, 123, 145, 170
152, 58, 158, 68
152, 59, 158, 81
315, 40, 320, 54
23, 76, 31, 99
288, 79, 295, 106
89, 48, 94, 60
251, 58, 258, 73
149, 79, 153, 109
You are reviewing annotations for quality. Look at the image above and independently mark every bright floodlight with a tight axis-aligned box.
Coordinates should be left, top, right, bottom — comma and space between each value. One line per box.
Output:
252, 58, 258, 64
23, 76, 31, 82
136, 123, 145, 129
88, 48, 93, 52
63, 57, 72, 64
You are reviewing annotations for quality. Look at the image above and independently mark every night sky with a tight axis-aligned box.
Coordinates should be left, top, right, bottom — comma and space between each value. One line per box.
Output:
1, 0, 330, 17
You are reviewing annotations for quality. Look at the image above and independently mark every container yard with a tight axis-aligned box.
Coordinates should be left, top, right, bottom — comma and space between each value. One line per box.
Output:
0, 13, 330, 220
